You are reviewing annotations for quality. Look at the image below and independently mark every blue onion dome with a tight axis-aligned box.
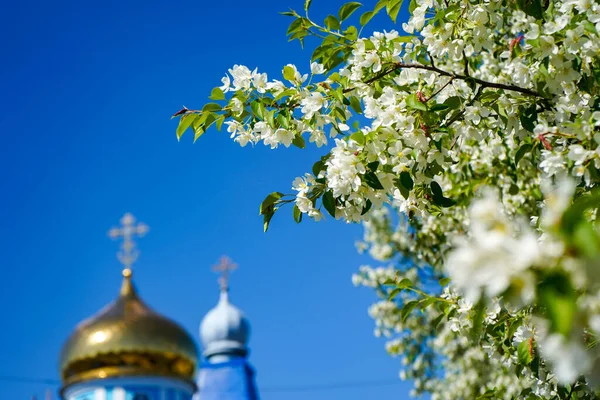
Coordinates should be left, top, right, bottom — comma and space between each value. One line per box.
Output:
59, 269, 199, 389
199, 290, 250, 359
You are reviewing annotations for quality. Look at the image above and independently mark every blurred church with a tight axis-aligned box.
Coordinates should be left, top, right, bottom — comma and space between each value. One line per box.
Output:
57, 213, 259, 400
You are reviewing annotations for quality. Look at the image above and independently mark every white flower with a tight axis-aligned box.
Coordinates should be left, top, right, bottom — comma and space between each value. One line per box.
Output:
283, 64, 308, 84
300, 92, 327, 119
310, 62, 325, 75
513, 325, 535, 345
540, 176, 575, 228
362, 52, 382, 72
567, 144, 590, 165
446, 190, 541, 303
226, 121, 254, 147
540, 151, 566, 176
326, 139, 364, 198
266, 80, 287, 95
540, 333, 592, 383
230, 97, 244, 116
228, 64, 253, 90
309, 129, 327, 147
252, 70, 268, 93
275, 128, 294, 148
219, 75, 231, 92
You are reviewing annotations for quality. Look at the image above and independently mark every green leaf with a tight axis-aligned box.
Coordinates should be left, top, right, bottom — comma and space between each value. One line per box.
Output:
350, 130, 365, 145
202, 103, 222, 112
286, 17, 305, 35
266, 109, 276, 127
191, 112, 208, 141
277, 114, 290, 129
374, 0, 388, 12
338, 2, 362, 22
515, 143, 533, 165
430, 181, 443, 198
332, 87, 345, 104
312, 155, 330, 176
349, 96, 362, 114
519, 104, 538, 132
573, 221, 599, 258
386, 0, 403, 23
367, 161, 380, 171
443, 96, 462, 110
283, 65, 296, 81
561, 189, 600, 235
324, 14, 341, 30
538, 274, 577, 336
516, 0, 544, 19
176, 113, 197, 140
476, 390, 497, 400
293, 204, 303, 223
389, 288, 401, 300
430, 103, 449, 112
215, 115, 225, 131
364, 171, 384, 190
470, 299, 486, 341
397, 278, 412, 289
304, 0, 312, 11
438, 197, 457, 207
250, 100, 266, 120
322, 191, 337, 217
430, 181, 456, 207
406, 93, 427, 111
439, 277, 451, 286
274, 88, 297, 101
479, 91, 501, 104
292, 135, 306, 149
361, 199, 372, 215
399, 171, 414, 190
259, 192, 284, 215
263, 210, 274, 232
517, 340, 533, 365
209, 87, 225, 101
359, 10, 375, 26
408, 0, 417, 13
419, 296, 437, 309
400, 300, 419, 322
393, 177, 409, 199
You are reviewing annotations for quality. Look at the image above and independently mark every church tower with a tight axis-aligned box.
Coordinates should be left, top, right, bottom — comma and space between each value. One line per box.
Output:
58, 213, 199, 400
195, 257, 259, 400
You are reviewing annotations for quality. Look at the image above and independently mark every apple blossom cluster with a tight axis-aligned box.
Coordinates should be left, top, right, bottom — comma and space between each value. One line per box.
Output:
176, 0, 600, 396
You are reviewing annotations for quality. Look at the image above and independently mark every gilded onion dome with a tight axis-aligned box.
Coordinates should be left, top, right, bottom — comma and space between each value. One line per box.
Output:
59, 269, 198, 389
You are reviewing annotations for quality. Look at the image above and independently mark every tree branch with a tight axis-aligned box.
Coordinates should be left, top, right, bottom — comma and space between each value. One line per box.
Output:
345, 62, 544, 98
426, 77, 454, 102
449, 86, 484, 149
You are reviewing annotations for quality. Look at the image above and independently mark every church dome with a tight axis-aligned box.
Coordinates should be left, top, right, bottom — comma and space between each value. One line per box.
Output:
199, 291, 250, 359
59, 270, 198, 389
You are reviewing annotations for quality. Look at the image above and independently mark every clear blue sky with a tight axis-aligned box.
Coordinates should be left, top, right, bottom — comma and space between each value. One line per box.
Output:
0, 1, 413, 399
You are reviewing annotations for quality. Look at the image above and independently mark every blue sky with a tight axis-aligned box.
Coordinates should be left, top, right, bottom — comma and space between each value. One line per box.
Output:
0, 1, 412, 399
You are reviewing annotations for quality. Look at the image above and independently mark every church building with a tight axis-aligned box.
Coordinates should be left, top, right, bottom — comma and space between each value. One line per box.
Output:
57, 213, 259, 400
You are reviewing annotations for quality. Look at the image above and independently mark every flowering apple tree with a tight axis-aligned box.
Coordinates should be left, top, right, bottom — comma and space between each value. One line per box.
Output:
174, 0, 600, 398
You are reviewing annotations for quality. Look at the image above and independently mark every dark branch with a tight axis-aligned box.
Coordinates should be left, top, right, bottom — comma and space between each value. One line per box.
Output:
345, 62, 544, 98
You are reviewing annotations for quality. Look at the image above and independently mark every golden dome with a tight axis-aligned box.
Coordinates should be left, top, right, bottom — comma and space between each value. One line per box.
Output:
59, 270, 198, 389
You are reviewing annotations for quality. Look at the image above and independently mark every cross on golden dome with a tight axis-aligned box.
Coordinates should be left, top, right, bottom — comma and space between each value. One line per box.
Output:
108, 212, 149, 275
212, 255, 238, 292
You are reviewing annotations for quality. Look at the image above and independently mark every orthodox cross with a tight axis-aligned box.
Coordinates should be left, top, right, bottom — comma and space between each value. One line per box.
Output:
213, 255, 238, 291
108, 212, 149, 274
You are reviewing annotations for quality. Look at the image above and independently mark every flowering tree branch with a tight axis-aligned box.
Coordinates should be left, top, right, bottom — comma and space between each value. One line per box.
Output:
174, 0, 600, 398
351, 62, 545, 98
